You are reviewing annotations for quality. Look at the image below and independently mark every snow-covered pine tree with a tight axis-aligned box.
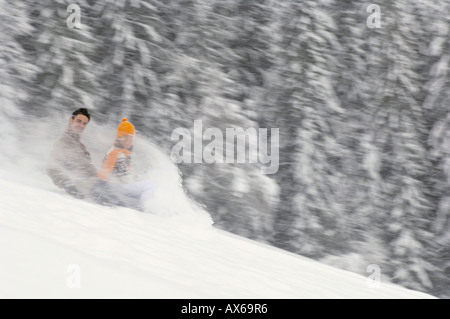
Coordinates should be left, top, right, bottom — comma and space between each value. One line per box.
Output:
0, 0, 37, 163
169, 0, 280, 240
85, 0, 170, 132
24, 0, 99, 119
325, 0, 393, 271
360, 0, 437, 292
422, 0, 450, 298
269, 0, 350, 258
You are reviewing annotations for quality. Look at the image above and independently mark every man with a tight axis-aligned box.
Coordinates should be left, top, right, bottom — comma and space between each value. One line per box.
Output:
47, 108, 98, 199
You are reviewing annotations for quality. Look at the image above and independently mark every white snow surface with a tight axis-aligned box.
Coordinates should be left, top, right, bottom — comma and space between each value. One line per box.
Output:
0, 175, 437, 299
0, 128, 437, 299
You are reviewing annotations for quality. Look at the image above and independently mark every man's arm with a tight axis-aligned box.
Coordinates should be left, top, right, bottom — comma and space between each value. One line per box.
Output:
47, 139, 70, 187
46, 166, 71, 189
46, 139, 80, 192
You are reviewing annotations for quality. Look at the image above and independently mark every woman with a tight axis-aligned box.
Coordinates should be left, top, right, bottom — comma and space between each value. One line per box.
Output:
98, 118, 135, 183
91, 118, 154, 210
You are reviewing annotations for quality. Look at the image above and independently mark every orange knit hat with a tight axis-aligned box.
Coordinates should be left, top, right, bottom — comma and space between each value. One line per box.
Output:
116, 118, 135, 138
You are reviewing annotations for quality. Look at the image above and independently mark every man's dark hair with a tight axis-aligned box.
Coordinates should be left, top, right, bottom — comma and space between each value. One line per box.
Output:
72, 108, 91, 121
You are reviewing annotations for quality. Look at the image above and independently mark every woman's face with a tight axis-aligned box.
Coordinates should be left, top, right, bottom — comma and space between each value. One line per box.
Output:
119, 134, 134, 149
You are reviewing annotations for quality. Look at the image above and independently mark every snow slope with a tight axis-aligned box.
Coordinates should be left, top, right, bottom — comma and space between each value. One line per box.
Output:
0, 170, 437, 299
0, 120, 437, 299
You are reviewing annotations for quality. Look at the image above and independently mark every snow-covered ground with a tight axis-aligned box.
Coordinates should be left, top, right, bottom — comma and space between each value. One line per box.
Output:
0, 167, 437, 299
0, 120, 437, 299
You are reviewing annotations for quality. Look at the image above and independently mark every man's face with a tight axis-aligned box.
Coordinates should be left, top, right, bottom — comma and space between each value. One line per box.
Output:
69, 114, 89, 136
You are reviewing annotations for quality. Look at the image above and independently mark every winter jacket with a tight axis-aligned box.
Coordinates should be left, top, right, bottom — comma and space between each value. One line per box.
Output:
97, 143, 133, 184
47, 129, 98, 197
